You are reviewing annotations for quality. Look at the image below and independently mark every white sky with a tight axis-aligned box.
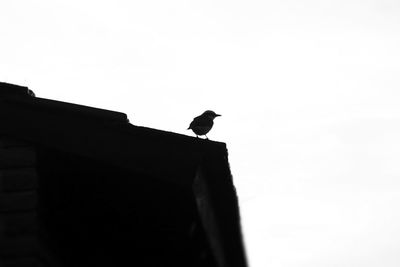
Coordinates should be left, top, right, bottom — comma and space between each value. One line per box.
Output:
1, 1, 400, 266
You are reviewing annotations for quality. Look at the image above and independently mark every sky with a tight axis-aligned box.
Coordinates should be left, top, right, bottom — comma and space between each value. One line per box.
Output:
1, 1, 400, 266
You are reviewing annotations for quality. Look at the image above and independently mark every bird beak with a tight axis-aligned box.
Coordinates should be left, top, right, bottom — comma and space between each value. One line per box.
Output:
216, 114, 221, 117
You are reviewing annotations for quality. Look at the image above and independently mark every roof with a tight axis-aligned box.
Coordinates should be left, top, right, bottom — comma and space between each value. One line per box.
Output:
0, 82, 247, 267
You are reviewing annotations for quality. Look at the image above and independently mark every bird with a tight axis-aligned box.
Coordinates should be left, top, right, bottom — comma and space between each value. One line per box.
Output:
188, 110, 221, 139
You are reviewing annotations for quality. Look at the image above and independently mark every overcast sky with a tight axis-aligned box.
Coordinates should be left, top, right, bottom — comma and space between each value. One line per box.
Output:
1, 1, 400, 266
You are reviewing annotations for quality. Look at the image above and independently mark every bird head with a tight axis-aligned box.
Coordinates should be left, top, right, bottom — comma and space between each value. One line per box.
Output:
203, 110, 221, 119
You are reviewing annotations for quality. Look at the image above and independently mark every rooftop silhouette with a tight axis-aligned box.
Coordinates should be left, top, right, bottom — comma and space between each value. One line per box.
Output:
0, 82, 247, 267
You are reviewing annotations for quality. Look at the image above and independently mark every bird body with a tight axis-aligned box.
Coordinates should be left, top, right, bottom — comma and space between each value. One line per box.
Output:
188, 110, 221, 139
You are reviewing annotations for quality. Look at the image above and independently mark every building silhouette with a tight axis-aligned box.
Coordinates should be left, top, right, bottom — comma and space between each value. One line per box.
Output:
0, 82, 247, 267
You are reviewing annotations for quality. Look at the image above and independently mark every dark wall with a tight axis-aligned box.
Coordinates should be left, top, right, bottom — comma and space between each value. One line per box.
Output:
37, 147, 216, 267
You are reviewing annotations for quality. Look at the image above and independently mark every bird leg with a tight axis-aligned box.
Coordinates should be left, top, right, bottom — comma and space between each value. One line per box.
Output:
205, 135, 209, 140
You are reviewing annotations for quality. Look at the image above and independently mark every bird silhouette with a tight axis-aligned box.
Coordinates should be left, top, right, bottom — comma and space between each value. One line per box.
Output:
188, 110, 221, 139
